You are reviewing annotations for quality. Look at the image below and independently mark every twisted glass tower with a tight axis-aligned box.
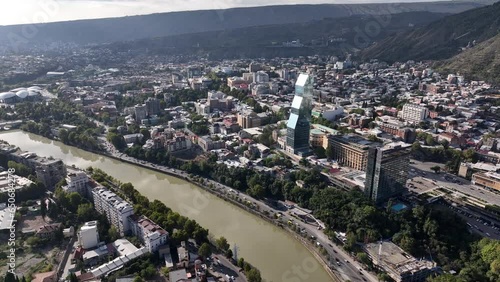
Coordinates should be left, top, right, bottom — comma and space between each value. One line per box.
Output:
286, 73, 313, 156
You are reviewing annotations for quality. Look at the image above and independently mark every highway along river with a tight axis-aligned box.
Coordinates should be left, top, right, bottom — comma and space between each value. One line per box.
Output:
1, 131, 331, 282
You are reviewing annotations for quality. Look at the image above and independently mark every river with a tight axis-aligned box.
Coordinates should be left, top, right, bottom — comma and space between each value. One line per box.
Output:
1, 131, 332, 282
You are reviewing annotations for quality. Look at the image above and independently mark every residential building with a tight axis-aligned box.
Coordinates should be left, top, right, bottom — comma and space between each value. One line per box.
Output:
378, 117, 416, 143
364, 142, 411, 203
63, 169, 89, 196
3, 149, 68, 189
123, 133, 143, 144
129, 215, 168, 253
0, 171, 33, 193
36, 223, 62, 239
91, 187, 134, 235
249, 62, 262, 72
198, 136, 225, 152
227, 77, 248, 90
34, 158, 67, 188
90, 239, 148, 278
364, 241, 436, 282
237, 110, 262, 129
310, 129, 326, 148
286, 73, 314, 156
145, 97, 161, 116
327, 134, 373, 171
472, 172, 500, 192
134, 104, 147, 122
253, 71, 269, 84
78, 221, 100, 249
312, 106, 344, 121
398, 104, 428, 123
165, 135, 192, 153
0, 203, 15, 230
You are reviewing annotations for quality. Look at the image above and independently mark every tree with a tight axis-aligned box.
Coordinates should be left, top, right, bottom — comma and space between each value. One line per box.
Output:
40, 199, 46, 219
108, 226, 120, 242
77, 203, 94, 222
377, 273, 391, 282
215, 236, 230, 253
246, 268, 262, 282
226, 248, 233, 259
198, 242, 212, 258
326, 145, 334, 160
4, 272, 17, 282
427, 273, 466, 282
425, 135, 436, 146
26, 236, 42, 247
431, 166, 441, 174
314, 147, 326, 158
107, 132, 126, 150
248, 184, 265, 199
463, 149, 477, 163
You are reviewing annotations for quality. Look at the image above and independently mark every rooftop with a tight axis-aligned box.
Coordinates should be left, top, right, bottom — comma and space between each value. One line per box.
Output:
364, 241, 435, 276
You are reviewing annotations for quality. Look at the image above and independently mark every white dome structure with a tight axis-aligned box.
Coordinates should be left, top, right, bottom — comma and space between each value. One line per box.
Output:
11, 87, 27, 92
0, 92, 16, 100
16, 90, 29, 99
28, 90, 41, 97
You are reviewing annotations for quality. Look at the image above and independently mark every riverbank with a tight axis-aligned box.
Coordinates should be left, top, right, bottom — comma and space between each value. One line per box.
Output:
99, 147, 340, 281
3, 130, 338, 281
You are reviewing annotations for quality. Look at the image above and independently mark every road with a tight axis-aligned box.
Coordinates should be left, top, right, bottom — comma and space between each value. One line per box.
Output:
208, 255, 246, 282
409, 160, 500, 206
434, 201, 500, 240
97, 137, 377, 282
207, 185, 376, 282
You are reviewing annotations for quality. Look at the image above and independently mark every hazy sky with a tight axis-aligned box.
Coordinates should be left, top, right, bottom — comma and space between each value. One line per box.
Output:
0, 0, 451, 26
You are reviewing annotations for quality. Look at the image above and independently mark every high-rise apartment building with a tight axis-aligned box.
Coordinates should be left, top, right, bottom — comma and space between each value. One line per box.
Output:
63, 169, 89, 196
145, 97, 161, 116
134, 104, 147, 122
286, 73, 314, 156
364, 142, 411, 203
78, 221, 100, 249
91, 187, 134, 235
398, 104, 428, 124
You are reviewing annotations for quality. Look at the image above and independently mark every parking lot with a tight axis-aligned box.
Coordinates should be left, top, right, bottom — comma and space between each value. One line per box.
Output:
408, 160, 500, 206
435, 201, 500, 240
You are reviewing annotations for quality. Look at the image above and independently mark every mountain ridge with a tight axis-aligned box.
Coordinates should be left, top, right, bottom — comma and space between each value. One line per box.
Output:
437, 33, 500, 85
360, 1, 500, 62
0, 1, 493, 48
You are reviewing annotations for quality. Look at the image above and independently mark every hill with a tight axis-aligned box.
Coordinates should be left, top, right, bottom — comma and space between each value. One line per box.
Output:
360, 1, 500, 62
102, 12, 448, 60
437, 33, 500, 85
0, 1, 493, 49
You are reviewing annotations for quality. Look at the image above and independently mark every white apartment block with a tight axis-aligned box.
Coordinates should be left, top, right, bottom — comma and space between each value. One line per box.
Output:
91, 187, 134, 235
398, 104, 429, 123
128, 215, 168, 253
78, 221, 100, 249
63, 170, 89, 196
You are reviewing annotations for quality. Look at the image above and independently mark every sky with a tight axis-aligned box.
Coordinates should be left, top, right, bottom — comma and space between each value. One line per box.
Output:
0, 0, 451, 26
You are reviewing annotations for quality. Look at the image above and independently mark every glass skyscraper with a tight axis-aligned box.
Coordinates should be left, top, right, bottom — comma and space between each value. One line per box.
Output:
364, 143, 411, 204
286, 73, 313, 156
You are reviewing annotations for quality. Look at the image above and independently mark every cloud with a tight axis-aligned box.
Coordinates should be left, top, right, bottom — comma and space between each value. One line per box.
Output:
0, 0, 449, 26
